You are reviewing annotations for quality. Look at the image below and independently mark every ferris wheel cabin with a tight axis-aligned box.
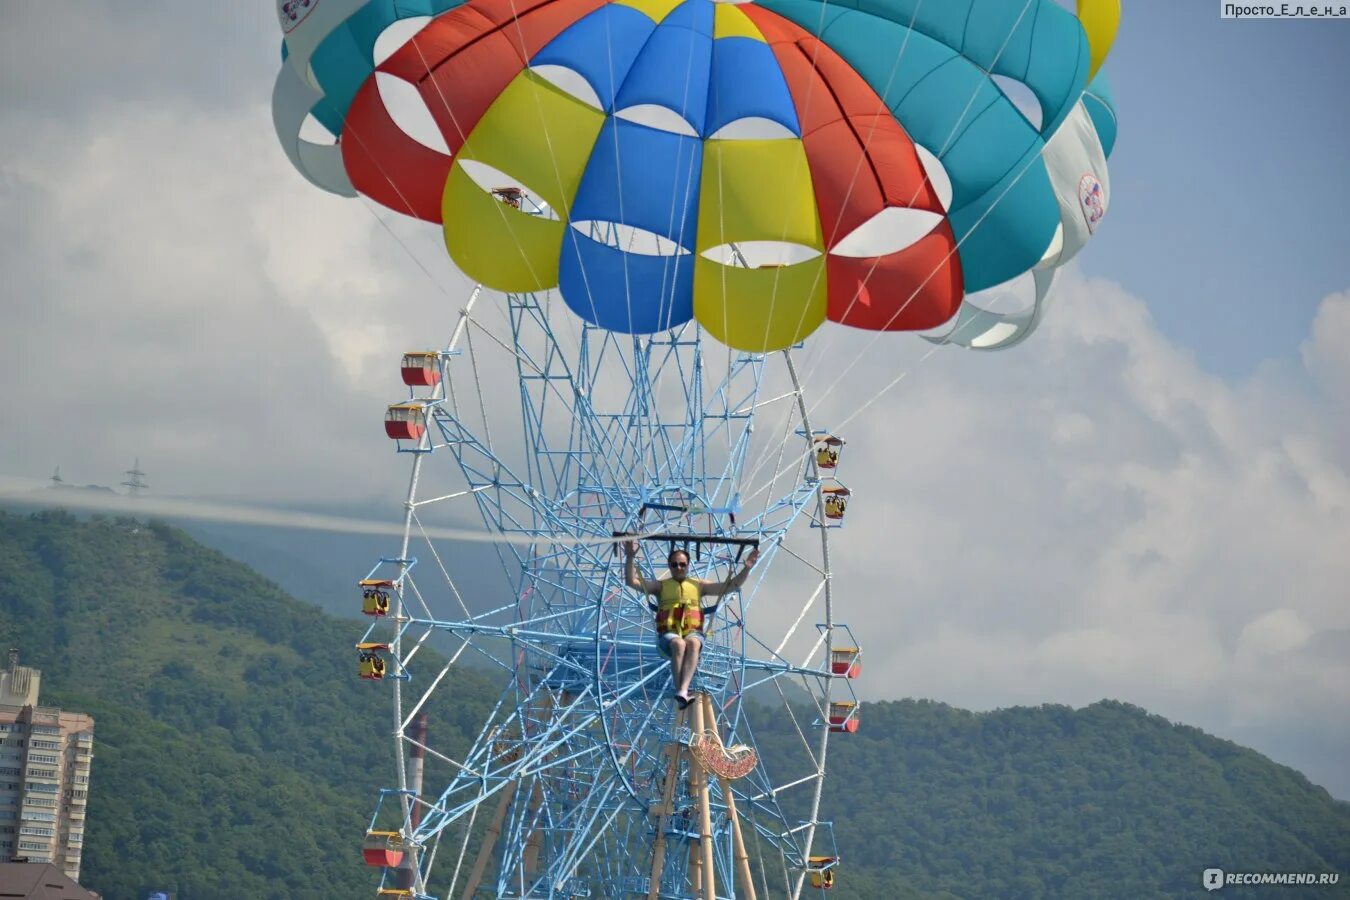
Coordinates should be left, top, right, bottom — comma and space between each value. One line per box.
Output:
813, 435, 846, 471
400, 351, 441, 387
384, 404, 427, 441
357, 642, 389, 680
361, 830, 405, 867
360, 578, 394, 617
828, 700, 859, 733
808, 856, 839, 889
831, 646, 862, 678
822, 485, 851, 522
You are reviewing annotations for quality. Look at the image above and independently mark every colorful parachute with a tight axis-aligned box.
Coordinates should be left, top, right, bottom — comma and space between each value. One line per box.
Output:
274, 0, 1119, 352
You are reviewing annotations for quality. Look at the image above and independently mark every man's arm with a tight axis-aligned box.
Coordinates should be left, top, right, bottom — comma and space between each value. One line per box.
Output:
624, 540, 662, 597
700, 548, 760, 598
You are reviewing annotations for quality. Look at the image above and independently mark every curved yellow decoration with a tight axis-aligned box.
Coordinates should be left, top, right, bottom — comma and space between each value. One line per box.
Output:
442, 70, 605, 292
694, 138, 826, 351
1076, 0, 1121, 80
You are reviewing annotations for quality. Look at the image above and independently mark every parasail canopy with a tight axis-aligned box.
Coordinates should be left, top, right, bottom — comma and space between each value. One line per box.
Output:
274, 0, 1119, 353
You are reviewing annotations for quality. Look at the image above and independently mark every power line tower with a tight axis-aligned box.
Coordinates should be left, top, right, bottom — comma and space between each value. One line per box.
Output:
49, 466, 64, 487
121, 459, 149, 497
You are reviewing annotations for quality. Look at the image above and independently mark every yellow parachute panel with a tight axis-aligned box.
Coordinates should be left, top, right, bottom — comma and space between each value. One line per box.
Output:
442, 70, 605, 292
454, 70, 605, 214
1076, 0, 1120, 80
443, 167, 564, 292
694, 256, 827, 352
693, 138, 825, 351
696, 139, 823, 254
614, 0, 685, 24
713, 5, 766, 41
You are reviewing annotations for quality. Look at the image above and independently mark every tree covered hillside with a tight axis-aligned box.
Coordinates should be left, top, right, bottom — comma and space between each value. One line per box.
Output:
0, 509, 494, 899
780, 699, 1350, 898
0, 510, 1346, 899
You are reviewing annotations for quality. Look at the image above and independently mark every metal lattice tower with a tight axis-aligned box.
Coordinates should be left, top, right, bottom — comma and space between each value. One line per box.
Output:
121, 458, 148, 496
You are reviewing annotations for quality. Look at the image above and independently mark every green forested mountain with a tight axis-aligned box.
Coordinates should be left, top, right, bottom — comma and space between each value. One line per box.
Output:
0, 510, 1346, 899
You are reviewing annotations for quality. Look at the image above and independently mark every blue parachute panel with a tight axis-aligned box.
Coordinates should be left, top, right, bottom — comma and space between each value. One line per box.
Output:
615, 3, 715, 132
571, 118, 704, 247
559, 231, 695, 333
660, 0, 716, 37
706, 37, 801, 137
531, 4, 657, 110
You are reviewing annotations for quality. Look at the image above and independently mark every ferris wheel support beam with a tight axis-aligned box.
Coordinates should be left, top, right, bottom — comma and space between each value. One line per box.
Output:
457, 787, 514, 900
690, 695, 720, 900
699, 693, 758, 900
646, 703, 690, 900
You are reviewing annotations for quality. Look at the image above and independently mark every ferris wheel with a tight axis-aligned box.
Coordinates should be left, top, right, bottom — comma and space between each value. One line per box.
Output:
272, 0, 1124, 896
357, 288, 862, 899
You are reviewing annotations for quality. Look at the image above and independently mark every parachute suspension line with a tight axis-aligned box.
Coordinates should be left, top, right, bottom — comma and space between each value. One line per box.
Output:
739, 0, 1042, 485
795, 0, 1039, 360
462, 312, 533, 596
751, 0, 874, 353
410, 512, 474, 620
790, 117, 1072, 478
737, 109, 1075, 509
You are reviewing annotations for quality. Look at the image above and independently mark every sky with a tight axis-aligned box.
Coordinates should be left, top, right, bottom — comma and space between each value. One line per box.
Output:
1, 0, 1348, 803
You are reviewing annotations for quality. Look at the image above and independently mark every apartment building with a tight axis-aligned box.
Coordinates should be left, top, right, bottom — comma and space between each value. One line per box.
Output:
0, 650, 94, 885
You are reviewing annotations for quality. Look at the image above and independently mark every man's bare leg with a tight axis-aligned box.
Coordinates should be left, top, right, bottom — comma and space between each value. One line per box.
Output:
676, 636, 702, 698
666, 636, 687, 695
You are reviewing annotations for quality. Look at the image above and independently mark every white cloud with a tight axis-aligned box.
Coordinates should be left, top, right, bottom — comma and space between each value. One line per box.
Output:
801, 272, 1350, 795
0, 86, 473, 507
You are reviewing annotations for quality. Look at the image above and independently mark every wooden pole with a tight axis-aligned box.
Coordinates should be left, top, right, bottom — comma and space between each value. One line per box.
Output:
458, 786, 514, 900
690, 695, 718, 900
647, 705, 688, 900
688, 838, 703, 899
521, 781, 545, 880
702, 694, 758, 900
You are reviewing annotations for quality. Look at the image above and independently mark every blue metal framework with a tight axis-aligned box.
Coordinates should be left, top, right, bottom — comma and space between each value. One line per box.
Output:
359, 286, 855, 899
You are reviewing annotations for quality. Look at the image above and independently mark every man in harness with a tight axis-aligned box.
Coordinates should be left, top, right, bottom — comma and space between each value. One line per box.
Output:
624, 540, 760, 708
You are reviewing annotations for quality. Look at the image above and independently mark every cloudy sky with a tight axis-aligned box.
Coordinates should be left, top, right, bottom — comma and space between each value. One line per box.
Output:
1, 2, 1347, 799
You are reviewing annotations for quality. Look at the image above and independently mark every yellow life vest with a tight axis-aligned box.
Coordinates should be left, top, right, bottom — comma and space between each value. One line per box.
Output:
655, 578, 703, 637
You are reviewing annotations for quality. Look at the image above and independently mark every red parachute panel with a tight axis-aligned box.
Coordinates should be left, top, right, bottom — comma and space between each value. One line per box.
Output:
342, 0, 604, 222
742, 7, 962, 332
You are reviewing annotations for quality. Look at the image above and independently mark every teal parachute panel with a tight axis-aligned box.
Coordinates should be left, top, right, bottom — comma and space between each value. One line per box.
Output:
1082, 71, 1118, 157
757, 0, 1089, 293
